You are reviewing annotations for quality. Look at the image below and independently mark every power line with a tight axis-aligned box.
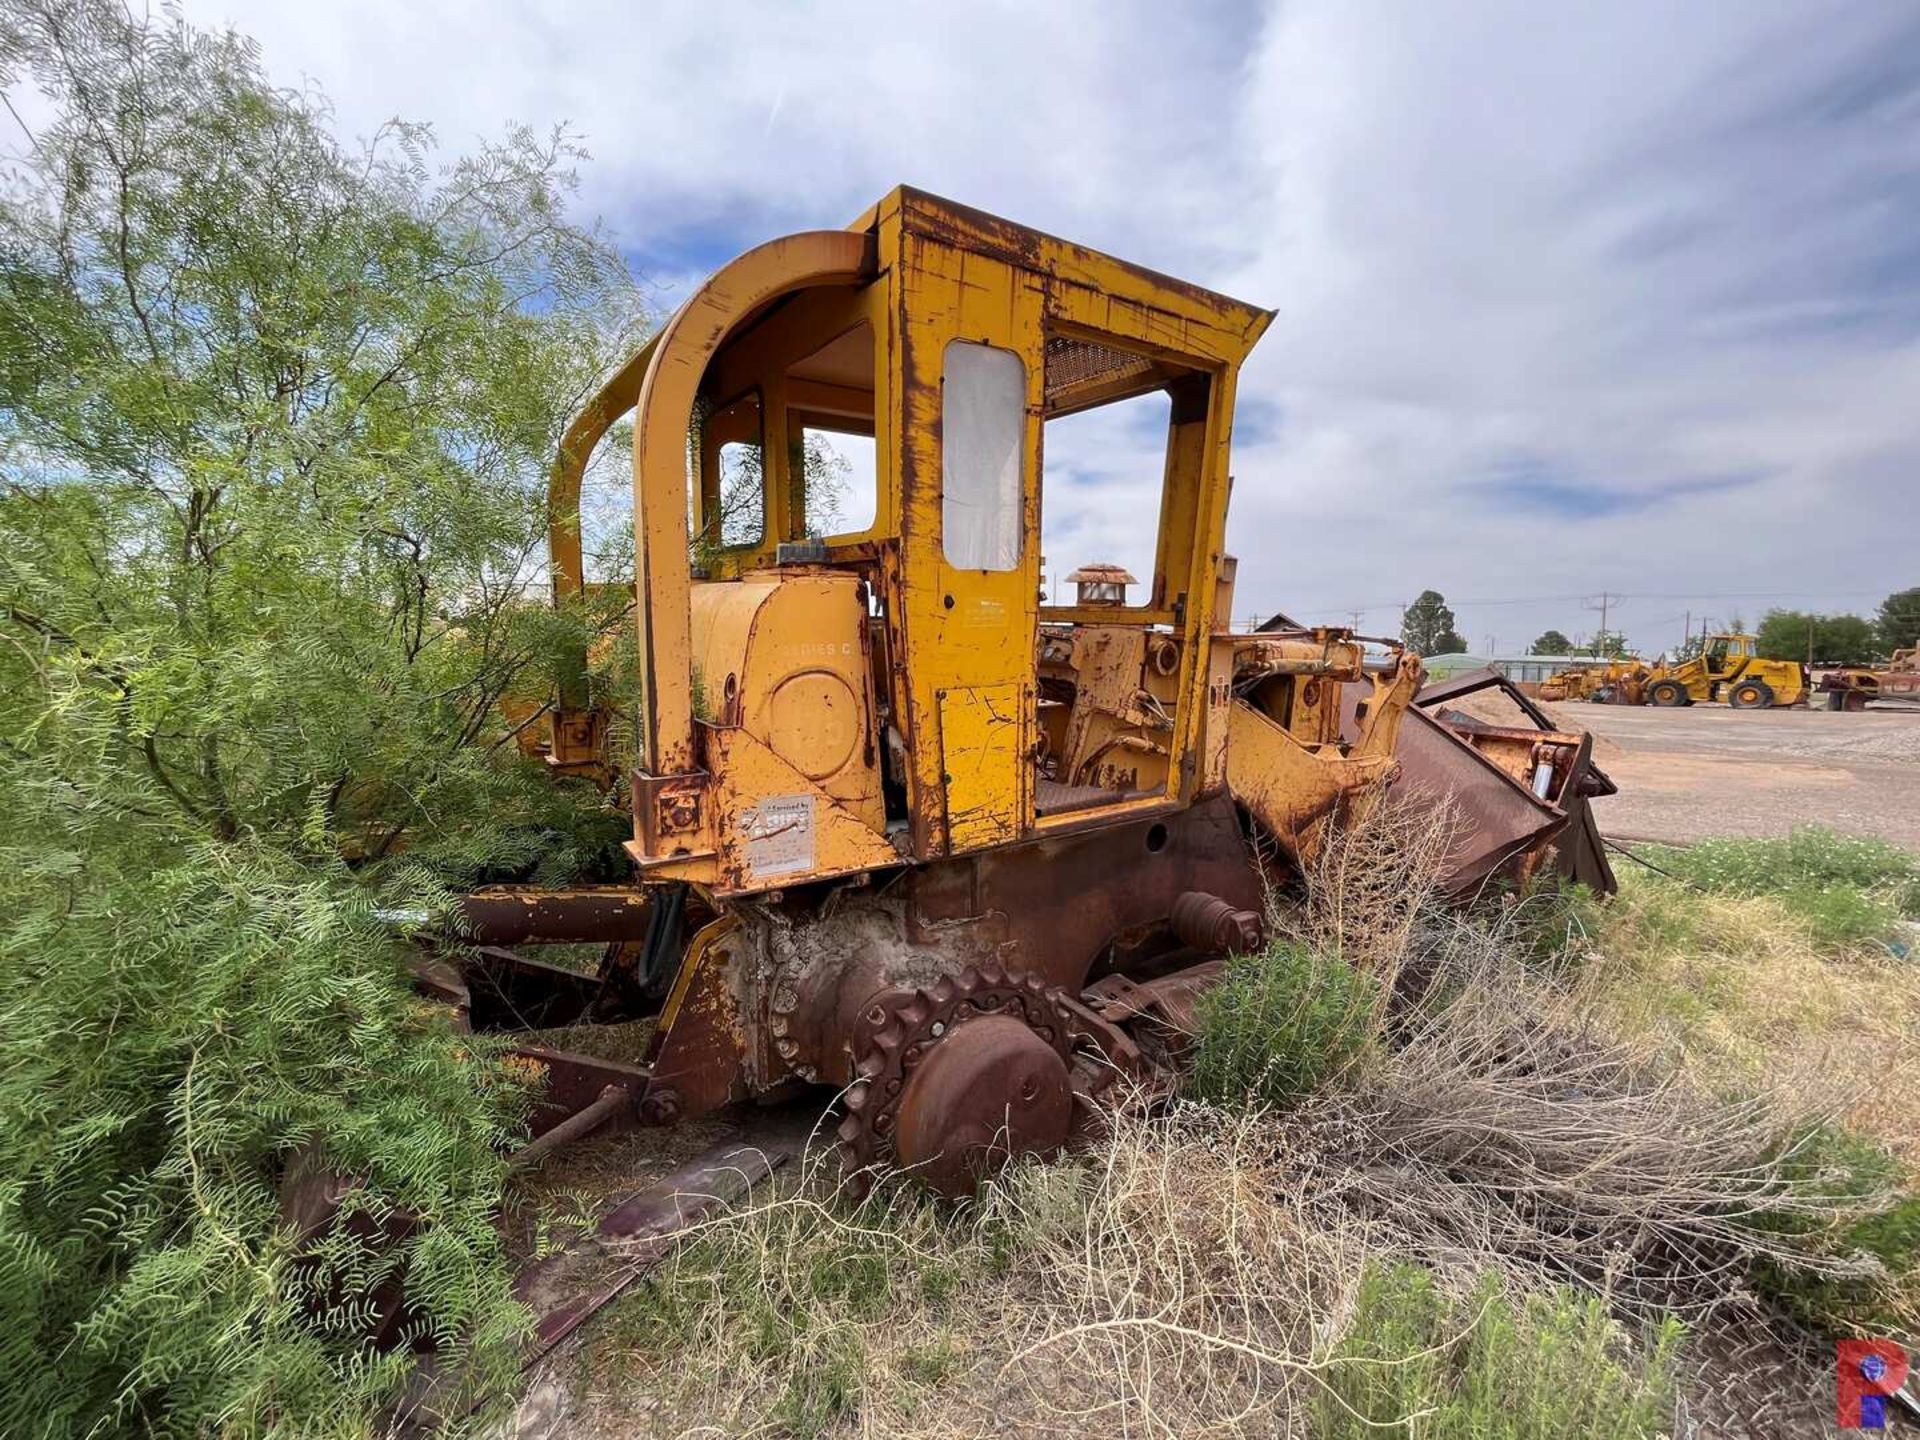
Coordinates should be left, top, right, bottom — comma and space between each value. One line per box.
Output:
1292, 586, 1908, 615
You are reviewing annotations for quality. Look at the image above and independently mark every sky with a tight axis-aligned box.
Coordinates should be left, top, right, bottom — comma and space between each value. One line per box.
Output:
185, 0, 1920, 656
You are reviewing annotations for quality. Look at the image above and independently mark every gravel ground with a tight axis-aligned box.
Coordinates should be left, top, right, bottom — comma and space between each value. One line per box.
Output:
1565, 701, 1920, 850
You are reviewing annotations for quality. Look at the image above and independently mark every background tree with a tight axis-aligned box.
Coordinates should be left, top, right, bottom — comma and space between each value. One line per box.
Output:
1584, 630, 1631, 659
1401, 589, 1467, 656
1530, 629, 1574, 655
0, 2, 646, 1432
1756, 609, 1878, 665
1877, 587, 1920, 653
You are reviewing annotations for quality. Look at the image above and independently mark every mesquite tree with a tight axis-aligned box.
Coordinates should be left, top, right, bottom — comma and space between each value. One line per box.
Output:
0, 2, 645, 1432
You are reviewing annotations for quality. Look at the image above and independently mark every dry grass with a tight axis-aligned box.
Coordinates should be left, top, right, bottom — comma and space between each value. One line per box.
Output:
564, 1102, 1683, 1440
1585, 873, 1920, 1166
559, 963, 1894, 1436
1290, 785, 1459, 986
564, 1107, 1355, 1438
1300, 939, 1888, 1319
542, 797, 1920, 1437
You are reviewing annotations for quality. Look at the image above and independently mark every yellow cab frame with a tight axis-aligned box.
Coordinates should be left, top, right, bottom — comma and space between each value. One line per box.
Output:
549, 187, 1275, 894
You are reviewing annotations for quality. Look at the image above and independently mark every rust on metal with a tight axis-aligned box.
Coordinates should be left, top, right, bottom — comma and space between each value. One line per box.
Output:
893, 1014, 1074, 1197
510, 1044, 652, 1139
514, 1129, 802, 1358
1082, 959, 1227, 1054
1168, 890, 1262, 955
904, 792, 1265, 989
507, 1084, 635, 1170
638, 922, 751, 1122
835, 964, 1083, 1195
456, 886, 654, 944
1349, 666, 1618, 897
447, 187, 1635, 1228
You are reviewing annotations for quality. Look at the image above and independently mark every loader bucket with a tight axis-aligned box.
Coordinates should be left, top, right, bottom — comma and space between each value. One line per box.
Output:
1342, 666, 1617, 900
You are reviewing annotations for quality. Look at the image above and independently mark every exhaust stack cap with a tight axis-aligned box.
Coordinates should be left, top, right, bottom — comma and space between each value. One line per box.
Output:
1066, 563, 1136, 607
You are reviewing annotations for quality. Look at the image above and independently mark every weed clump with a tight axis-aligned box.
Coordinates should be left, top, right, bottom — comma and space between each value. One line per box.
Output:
1186, 941, 1374, 1108
1318, 1264, 1682, 1440
1752, 1123, 1920, 1334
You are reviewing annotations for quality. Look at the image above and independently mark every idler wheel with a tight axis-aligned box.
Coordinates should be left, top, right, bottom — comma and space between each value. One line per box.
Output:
892, 1014, 1072, 1197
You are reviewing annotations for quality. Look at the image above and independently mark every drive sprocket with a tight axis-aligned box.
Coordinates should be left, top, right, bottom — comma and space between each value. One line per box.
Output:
835, 964, 1084, 1197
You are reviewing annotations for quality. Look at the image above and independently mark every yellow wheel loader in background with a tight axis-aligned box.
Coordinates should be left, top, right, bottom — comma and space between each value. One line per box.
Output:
1641, 633, 1807, 709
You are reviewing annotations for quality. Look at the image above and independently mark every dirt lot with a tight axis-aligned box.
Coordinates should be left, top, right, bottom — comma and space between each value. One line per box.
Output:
1560, 701, 1920, 849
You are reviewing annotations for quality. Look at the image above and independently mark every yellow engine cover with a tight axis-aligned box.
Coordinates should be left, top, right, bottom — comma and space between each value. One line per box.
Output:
661, 569, 895, 893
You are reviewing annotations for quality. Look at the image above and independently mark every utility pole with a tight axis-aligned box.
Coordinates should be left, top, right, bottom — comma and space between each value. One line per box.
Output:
1681, 609, 1690, 657
1584, 591, 1624, 656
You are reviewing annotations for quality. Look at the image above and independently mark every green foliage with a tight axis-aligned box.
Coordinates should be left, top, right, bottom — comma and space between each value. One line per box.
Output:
1877, 586, 1920, 654
1187, 941, 1374, 1108
1318, 1264, 1683, 1440
1752, 1124, 1920, 1333
1530, 629, 1573, 655
1584, 628, 1630, 658
0, 0, 643, 858
1497, 877, 1603, 971
1755, 608, 1878, 664
1637, 828, 1919, 949
1401, 589, 1467, 657
0, 785, 536, 1435
1646, 828, 1918, 899
0, 2, 646, 1432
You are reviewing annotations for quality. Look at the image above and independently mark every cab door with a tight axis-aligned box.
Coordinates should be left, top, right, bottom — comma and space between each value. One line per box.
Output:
892, 235, 1044, 857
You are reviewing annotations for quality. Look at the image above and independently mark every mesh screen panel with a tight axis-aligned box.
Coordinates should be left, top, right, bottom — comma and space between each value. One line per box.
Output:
1043, 335, 1158, 407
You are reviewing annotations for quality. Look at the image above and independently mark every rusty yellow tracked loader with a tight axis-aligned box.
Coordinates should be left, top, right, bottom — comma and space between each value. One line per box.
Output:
404, 190, 1618, 1354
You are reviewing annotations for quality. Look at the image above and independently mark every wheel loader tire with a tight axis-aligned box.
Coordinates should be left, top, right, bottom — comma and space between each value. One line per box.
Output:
1827, 691, 1845, 711
1729, 679, 1773, 710
1649, 680, 1688, 707
1844, 689, 1868, 713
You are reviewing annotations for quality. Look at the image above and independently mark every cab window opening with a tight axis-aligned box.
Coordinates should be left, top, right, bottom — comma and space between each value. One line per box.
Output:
1040, 389, 1171, 609
1037, 331, 1211, 618
784, 318, 880, 545
691, 389, 766, 558
796, 424, 877, 538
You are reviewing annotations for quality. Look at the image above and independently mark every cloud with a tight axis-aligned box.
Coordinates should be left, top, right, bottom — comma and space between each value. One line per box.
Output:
185, 0, 1920, 652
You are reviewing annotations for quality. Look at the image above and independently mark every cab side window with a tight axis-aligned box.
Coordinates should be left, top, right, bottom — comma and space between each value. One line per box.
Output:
941, 340, 1025, 572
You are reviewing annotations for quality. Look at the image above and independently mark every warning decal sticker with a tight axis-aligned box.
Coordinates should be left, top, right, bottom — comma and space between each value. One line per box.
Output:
742, 794, 816, 878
